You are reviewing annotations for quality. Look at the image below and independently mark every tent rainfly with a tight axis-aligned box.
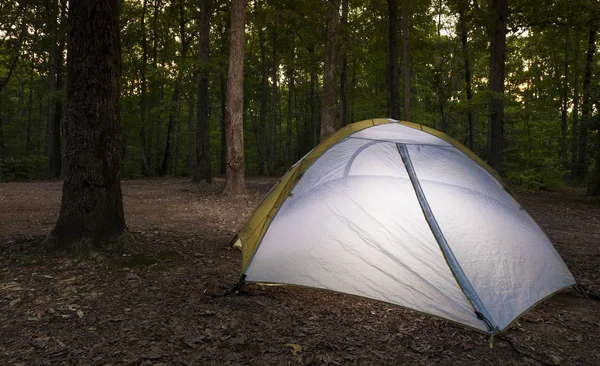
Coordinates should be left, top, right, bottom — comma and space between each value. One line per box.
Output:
233, 118, 575, 334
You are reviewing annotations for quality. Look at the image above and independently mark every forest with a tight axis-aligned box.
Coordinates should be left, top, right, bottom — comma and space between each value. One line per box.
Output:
2, 0, 600, 365
0, 0, 599, 194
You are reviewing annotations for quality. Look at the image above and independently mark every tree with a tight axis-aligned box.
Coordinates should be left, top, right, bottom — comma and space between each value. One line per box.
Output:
401, 0, 410, 121
47, 0, 128, 253
320, 0, 341, 140
577, 22, 597, 180
487, 0, 508, 174
458, 5, 474, 150
47, 0, 62, 179
388, 0, 400, 119
339, 0, 350, 126
194, 0, 213, 183
222, 0, 247, 195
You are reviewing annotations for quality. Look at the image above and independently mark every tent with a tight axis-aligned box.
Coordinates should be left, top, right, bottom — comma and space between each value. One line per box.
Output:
234, 118, 575, 334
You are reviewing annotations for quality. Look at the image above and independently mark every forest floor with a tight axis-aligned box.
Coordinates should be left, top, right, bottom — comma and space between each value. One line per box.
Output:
1, 177, 599, 366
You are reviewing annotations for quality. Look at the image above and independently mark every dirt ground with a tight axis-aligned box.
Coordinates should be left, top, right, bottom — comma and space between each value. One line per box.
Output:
1, 178, 599, 365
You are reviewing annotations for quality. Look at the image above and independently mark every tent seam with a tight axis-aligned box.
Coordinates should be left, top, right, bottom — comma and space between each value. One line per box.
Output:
397, 143, 496, 332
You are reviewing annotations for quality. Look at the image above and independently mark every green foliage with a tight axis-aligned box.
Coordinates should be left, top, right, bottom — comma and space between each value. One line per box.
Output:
0, 0, 600, 193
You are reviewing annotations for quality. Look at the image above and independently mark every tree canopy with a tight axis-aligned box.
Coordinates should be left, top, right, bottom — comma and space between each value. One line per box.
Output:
0, 0, 599, 194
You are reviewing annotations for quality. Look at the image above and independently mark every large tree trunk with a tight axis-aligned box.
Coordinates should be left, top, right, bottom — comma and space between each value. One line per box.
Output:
459, 8, 474, 151
194, 0, 212, 183
222, 0, 246, 195
320, 0, 341, 140
339, 0, 349, 127
401, 0, 410, 121
268, 31, 278, 176
487, 0, 507, 174
577, 24, 597, 180
47, 0, 62, 179
48, 0, 127, 253
387, 0, 400, 119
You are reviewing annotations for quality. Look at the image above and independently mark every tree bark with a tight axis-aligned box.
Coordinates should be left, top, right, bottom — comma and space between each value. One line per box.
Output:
139, 0, 152, 176
309, 46, 318, 147
186, 99, 194, 175
26, 60, 34, 155
194, 0, 212, 183
222, 0, 246, 195
487, 0, 507, 174
48, 0, 127, 253
339, 0, 349, 126
219, 17, 228, 176
459, 8, 474, 151
257, 13, 267, 175
388, 0, 400, 119
268, 31, 278, 176
47, 0, 62, 179
401, 0, 410, 121
571, 72, 580, 179
560, 28, 569, 171
286, 44, 295, 167
577, 24, 597, 180
320, 0, 341, 140
159, 0, 187, 177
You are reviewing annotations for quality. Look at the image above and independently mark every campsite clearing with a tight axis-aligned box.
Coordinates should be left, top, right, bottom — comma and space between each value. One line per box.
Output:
1, 178, 599, 365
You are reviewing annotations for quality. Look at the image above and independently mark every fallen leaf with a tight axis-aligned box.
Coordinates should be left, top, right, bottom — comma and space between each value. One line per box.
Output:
77, 309, 84, 318
285, 343, 303, 355
462, 343, 474, 351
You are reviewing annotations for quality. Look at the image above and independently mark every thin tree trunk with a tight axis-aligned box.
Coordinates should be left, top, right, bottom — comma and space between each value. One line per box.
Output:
57, 1, 67, 177
160, 0, 187, 177
487, 0, 507, 174
194, 0, 212, 183
571, 72, 580, 179
320, 0, 341, 140
286, 44, 295, 167
560, 28, 569, 171
139, 0, 152, 176
459, 8, 474, 151
48, 0, 127, 253
220, 71, 227, 175
186, 99, 194, 175
269, 31, 278, 175
26, 60, 34, 155
219, 18, 228, 176
388, 0, 400, 119
309, 46, 318, 147
401, 0, 410, 121
257, 14, 267, 175
47, 0, 61, 179
222, 0, 247, 195
577, 24, 597, 180
339, 0, 349, 126
0, 96, 3, 181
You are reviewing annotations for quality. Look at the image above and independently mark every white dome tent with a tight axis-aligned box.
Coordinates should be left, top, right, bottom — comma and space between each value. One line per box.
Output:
234, 118, 575, 334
